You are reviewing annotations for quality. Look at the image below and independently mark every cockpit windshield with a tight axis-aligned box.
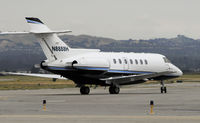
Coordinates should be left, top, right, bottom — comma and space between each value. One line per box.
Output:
163, 57, 171, 63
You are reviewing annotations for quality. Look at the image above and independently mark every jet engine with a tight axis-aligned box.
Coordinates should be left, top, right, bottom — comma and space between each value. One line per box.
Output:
71, 57, 110, 70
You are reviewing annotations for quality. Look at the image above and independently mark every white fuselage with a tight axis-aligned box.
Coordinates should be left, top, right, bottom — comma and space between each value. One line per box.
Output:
46, 51, 182, 78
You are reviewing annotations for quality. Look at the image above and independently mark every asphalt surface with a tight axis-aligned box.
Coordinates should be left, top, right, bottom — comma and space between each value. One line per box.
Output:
0, 82, 200, 123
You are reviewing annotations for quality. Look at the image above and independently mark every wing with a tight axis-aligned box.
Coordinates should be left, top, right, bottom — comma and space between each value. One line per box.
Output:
101, 71, 174, 85
4, 72, 67, 80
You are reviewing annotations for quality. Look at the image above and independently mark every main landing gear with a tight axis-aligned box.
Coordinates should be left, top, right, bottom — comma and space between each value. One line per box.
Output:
109, 86, 120, 94
79, 85, 120, 95
80, 86, 90, 95
160, 80, 167, 93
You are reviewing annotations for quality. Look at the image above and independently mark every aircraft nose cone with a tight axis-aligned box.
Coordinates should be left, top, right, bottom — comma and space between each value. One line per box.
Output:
169, 64, 183, 77
177, 68, 183, 76
173, 65, 183, 77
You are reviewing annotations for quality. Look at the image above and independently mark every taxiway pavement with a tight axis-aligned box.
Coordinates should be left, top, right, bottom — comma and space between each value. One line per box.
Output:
0, 82, 200, 123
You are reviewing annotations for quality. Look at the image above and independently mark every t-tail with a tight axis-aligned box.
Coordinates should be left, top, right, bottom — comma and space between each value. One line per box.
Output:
25, 17, 72, 62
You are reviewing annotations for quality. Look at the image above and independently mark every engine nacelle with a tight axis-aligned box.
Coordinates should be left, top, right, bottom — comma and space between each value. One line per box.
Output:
40, 61, 46, 69
72, 57, 109, 70
40, 60, 49, 69
72, 60, 78, 67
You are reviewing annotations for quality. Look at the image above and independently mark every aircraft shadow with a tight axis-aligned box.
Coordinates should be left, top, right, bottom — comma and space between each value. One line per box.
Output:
34, 92, 161, 96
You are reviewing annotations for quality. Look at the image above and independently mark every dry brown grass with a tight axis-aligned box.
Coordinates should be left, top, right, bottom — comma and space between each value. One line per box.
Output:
0, 73, 199, 90
0, 75, 75, 90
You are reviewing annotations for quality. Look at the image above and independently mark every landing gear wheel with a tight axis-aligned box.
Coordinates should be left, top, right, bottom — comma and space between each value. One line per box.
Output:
160, 86, 167, 93
80, 86, 90, 95
109, 87, 114, 94
109, 87, 113, 94
161, 87, 164, 93
160, 80, 167, 94
109, 86, 120, 94
164, 87, 167, 93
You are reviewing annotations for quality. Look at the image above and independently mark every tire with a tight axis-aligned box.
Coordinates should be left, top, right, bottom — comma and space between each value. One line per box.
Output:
160, 87, 163, 93
109, 86, 120, 94
80, 86, 90, 95
164, 87, 167, 93
109, 86, 114, 94
114, 86, 120, 94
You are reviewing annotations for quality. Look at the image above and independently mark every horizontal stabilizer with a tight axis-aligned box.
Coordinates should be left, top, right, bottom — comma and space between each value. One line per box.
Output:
0, 32, 29, 35
0, 30, 72, 35
30, 30, 72, 34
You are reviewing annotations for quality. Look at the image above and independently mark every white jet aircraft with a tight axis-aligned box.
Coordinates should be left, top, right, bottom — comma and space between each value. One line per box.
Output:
1, 17, 183, 94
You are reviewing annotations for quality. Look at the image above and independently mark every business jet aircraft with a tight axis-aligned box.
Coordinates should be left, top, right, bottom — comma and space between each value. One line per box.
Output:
1, 17, 183, 95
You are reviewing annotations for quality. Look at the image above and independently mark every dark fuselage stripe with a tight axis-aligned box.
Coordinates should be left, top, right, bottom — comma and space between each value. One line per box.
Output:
75, 66, 109, 71
47, 66, 153, 74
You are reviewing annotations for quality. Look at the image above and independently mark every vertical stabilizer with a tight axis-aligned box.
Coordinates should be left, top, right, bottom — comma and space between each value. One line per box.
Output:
25, 17, 71, 61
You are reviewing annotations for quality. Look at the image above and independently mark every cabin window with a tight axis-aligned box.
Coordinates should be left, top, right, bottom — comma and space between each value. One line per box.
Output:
130, 59, 133, 64
140, 59, 143, 65
124, 59, 127, 64
113, 59, 117, 64
145, 59, 148, 64
119, 59, 122, 64
135, 59, 138, 64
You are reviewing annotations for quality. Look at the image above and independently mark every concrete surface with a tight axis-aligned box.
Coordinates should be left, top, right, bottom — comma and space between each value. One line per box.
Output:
0, 82, 200, 123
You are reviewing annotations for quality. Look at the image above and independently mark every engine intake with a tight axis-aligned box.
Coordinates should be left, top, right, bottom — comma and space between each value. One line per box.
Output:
72, 60, 78, 68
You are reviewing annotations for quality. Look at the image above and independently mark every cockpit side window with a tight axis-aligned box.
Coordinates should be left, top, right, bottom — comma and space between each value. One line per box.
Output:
163, 57, 171, 63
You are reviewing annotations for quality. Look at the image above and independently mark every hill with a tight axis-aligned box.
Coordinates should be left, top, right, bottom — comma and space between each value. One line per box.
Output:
0, 34, 199, 72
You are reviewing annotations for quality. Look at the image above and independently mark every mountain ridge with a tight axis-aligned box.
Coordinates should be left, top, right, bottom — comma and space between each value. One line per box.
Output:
0, 34, 199, 72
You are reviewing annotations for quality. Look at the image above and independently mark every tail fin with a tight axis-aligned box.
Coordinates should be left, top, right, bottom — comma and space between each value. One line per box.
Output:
26, 17, 50, 32
25, 17, 71, 61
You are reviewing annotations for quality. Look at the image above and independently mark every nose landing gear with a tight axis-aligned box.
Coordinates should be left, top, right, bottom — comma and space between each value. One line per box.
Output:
160, 80, 167, 93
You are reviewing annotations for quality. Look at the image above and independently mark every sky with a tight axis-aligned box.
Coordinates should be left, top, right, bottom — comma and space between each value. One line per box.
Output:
0, 0, 200, 40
